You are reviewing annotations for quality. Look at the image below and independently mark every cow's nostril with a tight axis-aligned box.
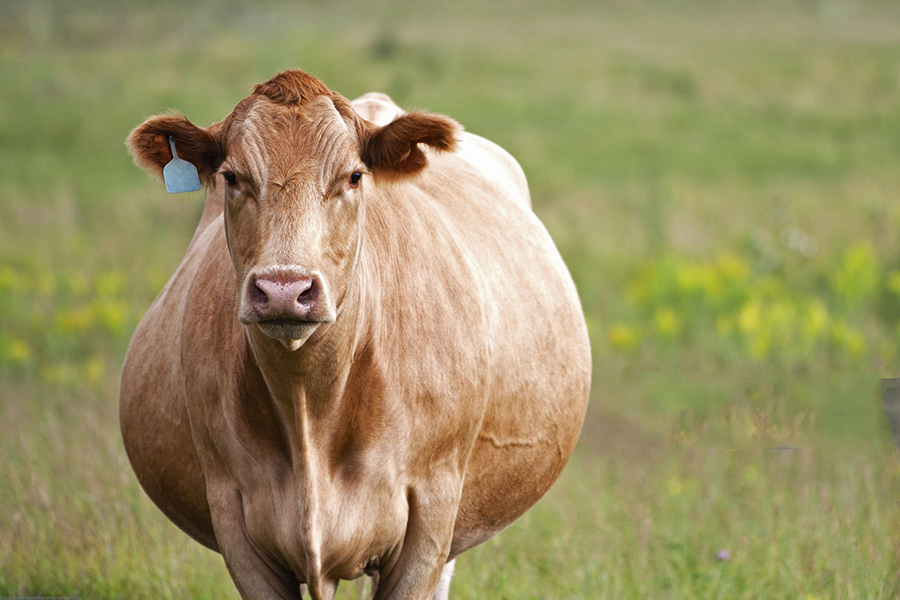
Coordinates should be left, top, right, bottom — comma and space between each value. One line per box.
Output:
249, 278, 269, 307
297, 279, 316, 306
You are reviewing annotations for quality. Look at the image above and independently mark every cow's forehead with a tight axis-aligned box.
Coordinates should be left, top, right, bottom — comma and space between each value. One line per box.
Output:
227, 95, 357, 186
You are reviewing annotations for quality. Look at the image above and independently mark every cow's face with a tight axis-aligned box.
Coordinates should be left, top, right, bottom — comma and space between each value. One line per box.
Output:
128, 71, 458, 350
220, 94, 366, 347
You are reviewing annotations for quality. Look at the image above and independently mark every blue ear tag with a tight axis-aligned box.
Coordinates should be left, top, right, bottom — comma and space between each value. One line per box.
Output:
163, 137, 202, 193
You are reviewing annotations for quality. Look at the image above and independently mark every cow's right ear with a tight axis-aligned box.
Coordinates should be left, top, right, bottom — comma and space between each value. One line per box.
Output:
127, 112, 224, 185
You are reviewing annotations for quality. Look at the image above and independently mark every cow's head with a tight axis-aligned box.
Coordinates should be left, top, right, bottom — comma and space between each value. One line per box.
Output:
128, 70, 459, 350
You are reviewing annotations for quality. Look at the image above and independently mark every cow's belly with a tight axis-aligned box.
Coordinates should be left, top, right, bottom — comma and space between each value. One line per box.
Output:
120, 208, 230, 553
446, 221, 592, 556
451, 418, 583, 557
449, 394, 585, 557
120, 304, 217, 551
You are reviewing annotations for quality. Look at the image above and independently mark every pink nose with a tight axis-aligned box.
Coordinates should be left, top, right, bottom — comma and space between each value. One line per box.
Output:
247, 273, 319, 320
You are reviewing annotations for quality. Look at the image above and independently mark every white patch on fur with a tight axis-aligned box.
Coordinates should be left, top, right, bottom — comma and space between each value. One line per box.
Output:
432, 559, 456, 600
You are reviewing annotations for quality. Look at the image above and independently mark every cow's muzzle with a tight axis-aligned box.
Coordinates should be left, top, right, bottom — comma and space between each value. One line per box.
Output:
239, 267, 335, 341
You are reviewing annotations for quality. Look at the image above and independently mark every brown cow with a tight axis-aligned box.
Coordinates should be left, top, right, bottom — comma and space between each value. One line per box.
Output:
120, 70, 590, 600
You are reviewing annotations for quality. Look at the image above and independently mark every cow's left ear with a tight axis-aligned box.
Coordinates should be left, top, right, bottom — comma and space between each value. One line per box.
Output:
360, 112, 461, 181
127, 112, 225, 186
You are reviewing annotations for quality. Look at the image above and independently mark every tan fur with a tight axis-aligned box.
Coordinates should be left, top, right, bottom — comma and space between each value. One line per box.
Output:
120, 70, 590, 600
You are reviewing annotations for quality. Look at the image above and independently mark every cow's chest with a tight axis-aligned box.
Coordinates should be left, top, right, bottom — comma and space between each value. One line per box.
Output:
195, 343, 423, 582
235, 454, 409, 581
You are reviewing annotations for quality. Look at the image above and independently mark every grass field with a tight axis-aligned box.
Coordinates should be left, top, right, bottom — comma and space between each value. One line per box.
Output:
3, 0, 900, 597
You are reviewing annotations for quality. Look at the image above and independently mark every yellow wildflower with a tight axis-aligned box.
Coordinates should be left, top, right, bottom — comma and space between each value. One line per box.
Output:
888, 271, 900, 296
3, 339, 32, 364
86, 357, 105, 384
0, 266, 14, 292
654, 306, 681, 338
832, 320, 866, 356
95, 300, 128, 333
55, 308, 94, 334
717, 253, 749, 282
801, 301, 829, 340
738, 300, 762, 335
607, 322, 639, 352
831, 241, 878, 307
96, 271, 126, 297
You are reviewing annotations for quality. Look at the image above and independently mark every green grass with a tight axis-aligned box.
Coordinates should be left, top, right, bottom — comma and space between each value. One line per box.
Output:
3, 0, 900, 597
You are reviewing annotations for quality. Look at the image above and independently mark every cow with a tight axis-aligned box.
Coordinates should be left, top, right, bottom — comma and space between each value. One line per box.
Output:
120, 69, 591, 600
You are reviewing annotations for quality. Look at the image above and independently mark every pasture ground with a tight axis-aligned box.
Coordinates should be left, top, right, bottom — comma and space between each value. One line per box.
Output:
2, 1, 900, 598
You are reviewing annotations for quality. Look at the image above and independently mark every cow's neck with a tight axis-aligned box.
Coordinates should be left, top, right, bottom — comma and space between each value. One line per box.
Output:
244, 260, 368, 454
249, 329, 354, 414
241, 273, 369, 582
246, 206, 372, 423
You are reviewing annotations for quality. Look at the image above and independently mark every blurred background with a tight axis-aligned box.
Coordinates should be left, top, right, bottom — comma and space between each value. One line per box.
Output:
2, 0, 900, 597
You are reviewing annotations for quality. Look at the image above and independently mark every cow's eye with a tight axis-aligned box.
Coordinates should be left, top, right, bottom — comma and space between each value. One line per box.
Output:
349, 171, 362, 186
223, 171, 237, 186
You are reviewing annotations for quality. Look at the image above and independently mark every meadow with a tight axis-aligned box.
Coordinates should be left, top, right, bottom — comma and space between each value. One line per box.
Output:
2, 0, 900, 597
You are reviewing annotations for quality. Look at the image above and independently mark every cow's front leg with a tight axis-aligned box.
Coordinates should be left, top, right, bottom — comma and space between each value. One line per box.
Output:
374, 477, 462, 600
207, 483, 307, 600
431, 560, 455, 600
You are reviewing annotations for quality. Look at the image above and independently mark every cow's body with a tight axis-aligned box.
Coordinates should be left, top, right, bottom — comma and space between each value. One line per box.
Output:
121, 75, 590, 600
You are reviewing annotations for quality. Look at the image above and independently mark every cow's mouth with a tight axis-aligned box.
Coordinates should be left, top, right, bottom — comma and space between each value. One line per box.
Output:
237, 267, 337, 349
253, 318, 326, 349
